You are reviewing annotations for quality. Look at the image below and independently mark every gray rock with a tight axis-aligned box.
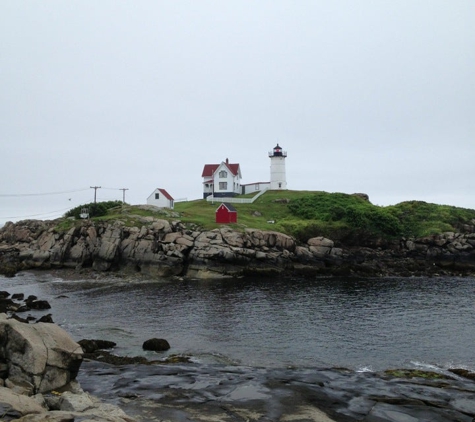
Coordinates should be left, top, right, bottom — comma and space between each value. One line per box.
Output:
0, 314, 83, 394
309, 245, 332, 257
0, 386, 45, 416
142, 338, 170, 352
308, 237, 334, 248
2, 217, 475, 279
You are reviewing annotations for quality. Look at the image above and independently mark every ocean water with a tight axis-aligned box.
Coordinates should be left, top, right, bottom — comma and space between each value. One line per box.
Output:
1, 272, 474, 372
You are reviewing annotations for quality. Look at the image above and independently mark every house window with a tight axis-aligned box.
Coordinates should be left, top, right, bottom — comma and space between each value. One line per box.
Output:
219, 182, 227, 190
155, 193, 160, 199
255, 184, 259, 190
219, 171, 227, 178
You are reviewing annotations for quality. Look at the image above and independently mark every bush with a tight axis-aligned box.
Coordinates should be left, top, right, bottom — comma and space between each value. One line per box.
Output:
64, 201, 124, 220
287, 194, 475, 239
287, 192, 402, 238
386, 201, 475, 237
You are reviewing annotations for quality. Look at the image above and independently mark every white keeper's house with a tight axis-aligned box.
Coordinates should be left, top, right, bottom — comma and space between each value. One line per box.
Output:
147, 188, 174, 209
201, 158, 242, 199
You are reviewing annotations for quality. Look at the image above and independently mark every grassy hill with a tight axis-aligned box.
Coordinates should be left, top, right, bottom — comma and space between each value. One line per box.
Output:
175, 191, 475, 244
62, 191, 475, 245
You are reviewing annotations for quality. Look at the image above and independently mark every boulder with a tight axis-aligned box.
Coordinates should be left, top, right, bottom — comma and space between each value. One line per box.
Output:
0, 387, 45, 417
78, 339, 117, 354
142, 338, 170, 352
161, 232, 182, 243
25, 300, 51, 310
262, 231, 295, 251
307, 237, 334, 248
151, 219, 171, 232
220, 228, 245, 248
2, 388, 137, 421
36, 314, 54, 324
0, 298, 16, 313
294, 246, 314, 260
174, 235, 194, 247
0, 314, 83, 394
309, 246, 331, 257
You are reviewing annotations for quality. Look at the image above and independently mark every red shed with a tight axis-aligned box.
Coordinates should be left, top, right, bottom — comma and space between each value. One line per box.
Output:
216, 203, 237, 224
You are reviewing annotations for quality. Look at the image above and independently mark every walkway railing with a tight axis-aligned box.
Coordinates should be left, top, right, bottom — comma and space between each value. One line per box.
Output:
206, 188, 269, 204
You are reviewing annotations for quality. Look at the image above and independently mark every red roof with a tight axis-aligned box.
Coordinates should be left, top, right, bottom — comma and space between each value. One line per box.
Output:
157, 188, 174, 201
201, 162, 240, 177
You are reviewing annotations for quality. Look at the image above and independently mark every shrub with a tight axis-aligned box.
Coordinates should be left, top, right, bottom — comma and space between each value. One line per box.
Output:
288, 192, 402, 238
386, 201, 475, 237
64, 201, 124, 220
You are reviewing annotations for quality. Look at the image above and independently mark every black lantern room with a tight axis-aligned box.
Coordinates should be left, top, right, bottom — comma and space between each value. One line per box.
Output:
269, 143, 287, 157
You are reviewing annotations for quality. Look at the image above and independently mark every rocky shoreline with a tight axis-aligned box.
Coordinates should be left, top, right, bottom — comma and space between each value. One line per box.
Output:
0, 311, 135, 421
1, 217, 475, 279
78, 359, 475, 422
3, 303, 475, 422
1, 283, 475, 421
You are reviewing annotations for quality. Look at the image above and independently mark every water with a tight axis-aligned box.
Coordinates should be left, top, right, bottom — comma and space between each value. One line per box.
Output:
1, 272, 474, 372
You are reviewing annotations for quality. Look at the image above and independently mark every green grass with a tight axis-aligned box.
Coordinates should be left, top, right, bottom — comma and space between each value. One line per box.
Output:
178, 190, 401, 242
58, 191, 475, 244
175, 191, 475, 243
54, 218, 80, 233
175, 190, 316, 233
386, 200, 475, 237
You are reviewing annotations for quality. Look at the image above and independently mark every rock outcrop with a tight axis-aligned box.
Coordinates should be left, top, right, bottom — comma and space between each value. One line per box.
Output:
1, 217, 475, 278
79, 359, 475, 422
0, 314, 83, 395
0, 313, 135, 421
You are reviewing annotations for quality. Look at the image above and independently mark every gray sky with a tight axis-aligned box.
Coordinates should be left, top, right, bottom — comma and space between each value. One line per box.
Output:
1, 1, 474, 226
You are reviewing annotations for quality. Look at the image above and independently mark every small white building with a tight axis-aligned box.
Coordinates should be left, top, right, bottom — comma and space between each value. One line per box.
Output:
147, 188, 174, 209
241, 182, 271, 195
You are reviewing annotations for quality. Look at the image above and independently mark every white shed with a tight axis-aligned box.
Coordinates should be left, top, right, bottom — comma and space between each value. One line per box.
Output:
147, 188, 174, 209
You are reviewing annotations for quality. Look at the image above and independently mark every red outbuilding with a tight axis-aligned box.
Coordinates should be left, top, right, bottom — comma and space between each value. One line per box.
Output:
215, 203, 238, 224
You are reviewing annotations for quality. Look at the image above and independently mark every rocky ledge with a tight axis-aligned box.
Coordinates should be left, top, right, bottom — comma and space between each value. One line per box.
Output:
1, 217, 475, 278
79, 359, 475, 422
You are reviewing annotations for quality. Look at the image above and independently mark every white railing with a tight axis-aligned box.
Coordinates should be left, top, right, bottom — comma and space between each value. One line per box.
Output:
206, 188, 268, 204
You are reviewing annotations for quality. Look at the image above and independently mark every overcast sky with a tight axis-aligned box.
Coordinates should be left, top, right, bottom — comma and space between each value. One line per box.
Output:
1, 1, 474, 226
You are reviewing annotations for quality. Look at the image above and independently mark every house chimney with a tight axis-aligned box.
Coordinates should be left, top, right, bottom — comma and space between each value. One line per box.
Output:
226, 158, 229, 164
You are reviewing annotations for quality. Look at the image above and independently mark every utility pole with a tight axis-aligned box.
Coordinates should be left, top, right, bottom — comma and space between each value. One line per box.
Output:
120, 188, 129, 204
90, 186, 101, 203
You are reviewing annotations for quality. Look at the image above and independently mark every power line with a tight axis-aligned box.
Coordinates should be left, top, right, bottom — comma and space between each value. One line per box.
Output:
0, 188, 90, 197
0, 206, 74, 220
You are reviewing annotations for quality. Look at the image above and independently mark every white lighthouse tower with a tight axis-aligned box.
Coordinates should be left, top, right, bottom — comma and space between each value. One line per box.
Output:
269, 143, 287, 190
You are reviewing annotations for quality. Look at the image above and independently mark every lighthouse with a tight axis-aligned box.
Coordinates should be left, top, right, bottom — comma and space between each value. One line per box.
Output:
269, 143, 287, 190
